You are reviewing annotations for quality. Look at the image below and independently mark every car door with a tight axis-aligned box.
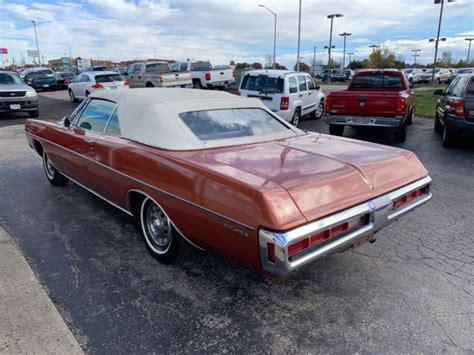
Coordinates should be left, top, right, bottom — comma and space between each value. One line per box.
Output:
61, 98, 117, 188
297, 75, 310, 113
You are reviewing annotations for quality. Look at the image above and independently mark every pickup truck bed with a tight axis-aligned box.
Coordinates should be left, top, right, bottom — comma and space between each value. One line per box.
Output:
325, 70, 415, 142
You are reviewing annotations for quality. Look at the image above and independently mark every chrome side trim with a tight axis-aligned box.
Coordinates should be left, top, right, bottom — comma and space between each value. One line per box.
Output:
259, 176, 432, 276
28, 132, 255, 231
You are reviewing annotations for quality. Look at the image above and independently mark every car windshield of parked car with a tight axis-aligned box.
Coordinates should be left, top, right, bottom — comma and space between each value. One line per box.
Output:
95, 74, 123, 83
179, 108, 289, 141
240, 74, 284, 94
0, 73, 22, 85
351, 73, 404, 89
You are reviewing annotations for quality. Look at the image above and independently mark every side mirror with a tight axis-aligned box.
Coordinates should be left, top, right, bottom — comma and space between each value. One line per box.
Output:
63, 116, 71, 127
433, 88, 445, 96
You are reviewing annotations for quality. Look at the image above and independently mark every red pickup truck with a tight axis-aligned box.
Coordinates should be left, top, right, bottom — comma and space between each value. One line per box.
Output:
324, 70, 415, 142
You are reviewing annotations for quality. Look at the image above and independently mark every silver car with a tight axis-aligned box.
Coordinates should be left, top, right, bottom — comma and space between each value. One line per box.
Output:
0, 71, 39, 117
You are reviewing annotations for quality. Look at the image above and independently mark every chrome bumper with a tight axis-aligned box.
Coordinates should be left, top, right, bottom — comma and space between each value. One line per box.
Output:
259, 176, 432, 276
324, 114, 403, 128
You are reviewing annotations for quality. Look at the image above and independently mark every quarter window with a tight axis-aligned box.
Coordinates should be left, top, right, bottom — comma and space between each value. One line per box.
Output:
306, 76, 315, 90
452, 76, 468, 98
180, 63, 188, 72
105, 110, 121, 136
76, 99, 117, 133
298, 76, 307, 91
289, 77, 298, 94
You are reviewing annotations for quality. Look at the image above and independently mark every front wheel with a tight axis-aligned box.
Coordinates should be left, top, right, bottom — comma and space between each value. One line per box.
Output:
329, 124, 344, 136
140, 198, 181, 264
29, 109, 39, 118
43, 152, 69, 186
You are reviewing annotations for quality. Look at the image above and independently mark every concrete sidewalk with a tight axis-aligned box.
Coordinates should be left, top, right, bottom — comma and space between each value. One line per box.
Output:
0, 226, 83, 354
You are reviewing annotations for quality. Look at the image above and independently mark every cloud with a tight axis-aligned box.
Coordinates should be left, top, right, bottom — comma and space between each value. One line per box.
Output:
0, 0, 472, 68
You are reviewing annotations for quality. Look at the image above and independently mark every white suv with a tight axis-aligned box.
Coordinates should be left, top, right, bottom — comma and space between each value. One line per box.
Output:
238, 70, 325, 127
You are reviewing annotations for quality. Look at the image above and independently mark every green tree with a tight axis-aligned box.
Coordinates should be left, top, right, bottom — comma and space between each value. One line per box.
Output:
348, 60, 364, 69
367, 47, 403, 69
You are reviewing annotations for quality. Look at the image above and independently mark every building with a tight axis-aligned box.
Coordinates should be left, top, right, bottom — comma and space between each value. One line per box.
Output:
48, 57, 113, 72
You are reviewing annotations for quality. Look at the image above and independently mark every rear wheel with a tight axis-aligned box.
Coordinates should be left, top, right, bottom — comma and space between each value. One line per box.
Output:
146, 82, 154, 88
43, 152, 69, 186
442, 122, 456, 148
140, 198, 181, 264
291, 109, 301, 127
329, 124, 344, 136
69, 89, 78, 103
193, 80, 203, 89
312, 101, 325, 120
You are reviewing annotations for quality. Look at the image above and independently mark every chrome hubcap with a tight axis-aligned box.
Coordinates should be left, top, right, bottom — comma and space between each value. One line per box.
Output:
293, 112, 300, 126
145, 202, 171, 251
316, 103, 324, 117
44, 154, 55, 179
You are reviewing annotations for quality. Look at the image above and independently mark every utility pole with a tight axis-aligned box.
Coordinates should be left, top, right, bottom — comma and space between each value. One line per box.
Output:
347, 52, 354, 65
412, 49, 421, 65
31, 20, 41, 67
466, 38, 474, 63
431, 0, 455, 83
339, 32, 351, 69
259, 4, 277, 69
369, 44, 379, 53
296, 0, 302, 71
312, 46, 317, 75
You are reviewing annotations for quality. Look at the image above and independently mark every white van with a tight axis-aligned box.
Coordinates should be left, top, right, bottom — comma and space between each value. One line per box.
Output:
238, 70, 325, 127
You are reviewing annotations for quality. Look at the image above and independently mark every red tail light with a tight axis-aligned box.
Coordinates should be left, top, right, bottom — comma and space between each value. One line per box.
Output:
453, 100, 465, 117
267, 243, 276, 263
396, 98, 406, 112
287, 216, 365, 258
325, 96, 332, 112
280, 96, 289, 111
123, 80, 129, 86
91, 82, 104, 89
159, 77, 164, 84
205, 72, 211, 81
392, 187, 427, 210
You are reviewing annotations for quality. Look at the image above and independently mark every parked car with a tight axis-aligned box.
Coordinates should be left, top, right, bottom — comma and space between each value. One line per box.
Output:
239, 69, 326, 127
123, 61, 192, 88
67, 71, 129, 102
344, 69, 355, 81
433, 73, 474, 147
412, 68, 450, 85
25, 88, 432, 276
0, 71, 39, 117
23, 69, 58, 91
174, 60, 235, 89
447, 68, 474, 84
322, 69, 347, 82
324, 69, 415, 142
55, 72, 76, 90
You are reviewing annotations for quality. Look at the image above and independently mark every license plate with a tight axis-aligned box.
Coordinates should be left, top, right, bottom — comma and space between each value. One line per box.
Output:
10, 104, 21, 110
110, 86, 117, 89
43, 84, 49, 87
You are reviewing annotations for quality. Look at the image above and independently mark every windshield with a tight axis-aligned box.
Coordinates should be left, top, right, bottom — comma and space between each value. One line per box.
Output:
0, 73, 23, 85
95, 74, 124, 83
240, 74, 284, 94
179, 108, 289, 141
351, 73, 404, 89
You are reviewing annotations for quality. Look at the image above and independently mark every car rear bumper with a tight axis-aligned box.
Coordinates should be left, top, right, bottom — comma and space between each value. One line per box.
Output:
0, 97, 39, 113
207, 79, 235, 88
258, 176, 432, 276
447, 116, 474, 135
324, 114, 404, 128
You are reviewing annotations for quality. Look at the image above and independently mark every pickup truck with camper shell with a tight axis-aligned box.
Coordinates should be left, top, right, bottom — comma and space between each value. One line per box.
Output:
324, 69, 415, 142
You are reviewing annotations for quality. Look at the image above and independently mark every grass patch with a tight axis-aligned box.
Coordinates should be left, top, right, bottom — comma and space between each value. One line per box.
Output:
414, 86, 445, 119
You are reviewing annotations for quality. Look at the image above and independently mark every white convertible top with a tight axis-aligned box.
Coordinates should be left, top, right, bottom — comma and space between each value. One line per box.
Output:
90, 88, 303, 150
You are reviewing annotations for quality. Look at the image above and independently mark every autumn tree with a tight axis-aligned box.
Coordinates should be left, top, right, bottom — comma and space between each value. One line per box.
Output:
367, 47, 404, 69
293, 62, 311, 72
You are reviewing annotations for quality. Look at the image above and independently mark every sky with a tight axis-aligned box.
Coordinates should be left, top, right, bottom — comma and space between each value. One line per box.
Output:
0, 0, 473, 68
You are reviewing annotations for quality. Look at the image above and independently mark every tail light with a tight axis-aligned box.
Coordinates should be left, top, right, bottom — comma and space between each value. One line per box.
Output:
392, 187, 428, 210
123, 80, 129, 86
287, 215, 365, 258
396, 97, 406, 112
453, 100, 465, 117
159, 77, 164, 84
91, 82, 104, 89
205, 72, 211, 81
325, 95, 332, 112
280, 96, 289, 111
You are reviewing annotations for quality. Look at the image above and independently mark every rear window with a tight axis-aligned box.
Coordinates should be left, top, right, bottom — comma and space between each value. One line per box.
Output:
95, 74, 123, 83
240, 74, 284, 94
191, 61, 212, 71
351, 73, 404, 89
179, 108, 288, 141
145, 63, 171, 73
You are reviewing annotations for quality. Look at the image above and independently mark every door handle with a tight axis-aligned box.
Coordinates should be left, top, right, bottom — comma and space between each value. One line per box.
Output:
308, 92, 312, 95
138, 76, 141, 79
299, 94, 304, 97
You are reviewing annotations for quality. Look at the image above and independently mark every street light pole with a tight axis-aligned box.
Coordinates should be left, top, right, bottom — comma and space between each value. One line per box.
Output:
369, 44, 379, 53
411, 49, 421, 65
327, 13, 343, 81
312, 46, 317, 75
466, 38, 474, 63
296, 0, 302, 71
347, 52, 354, 64
431, 0, 455, 84
31, 20, 41, 67
339, 32, 351, 69
258, 4, 277, 69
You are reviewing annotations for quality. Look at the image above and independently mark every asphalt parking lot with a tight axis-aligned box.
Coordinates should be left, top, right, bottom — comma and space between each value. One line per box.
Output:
0, 90, 473, 353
